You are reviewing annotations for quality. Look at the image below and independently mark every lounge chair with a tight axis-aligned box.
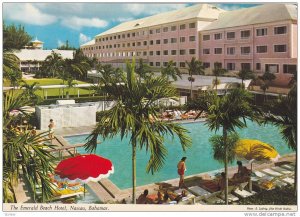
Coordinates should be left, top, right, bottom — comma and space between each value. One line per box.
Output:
261, 168, 283, 177
271, 166, 293, 175
280, 164, 295, 171
251, 171, 287, 190
281, 177, 294, 185
233, 188, 256, 198
187, 186, 211, 198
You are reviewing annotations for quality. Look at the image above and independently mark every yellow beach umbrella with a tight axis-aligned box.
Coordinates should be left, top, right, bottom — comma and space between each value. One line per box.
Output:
235, 139, 280, 171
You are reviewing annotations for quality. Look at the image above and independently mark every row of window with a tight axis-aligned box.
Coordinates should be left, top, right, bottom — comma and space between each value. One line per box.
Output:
203, 44, 287, 55
202, 26, 287, 41
203, 62, 296, 74
82, 36, 196, 51
95, 22, 196, 43
149, 62, 188, 67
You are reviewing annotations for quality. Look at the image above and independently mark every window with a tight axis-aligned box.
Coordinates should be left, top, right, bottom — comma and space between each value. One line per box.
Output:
118, 35, 121, 39
203, 62, 210, 68
150, 30, 155, 34
156, 40, 161, 45
149, 62, 153, 66
241, 46, 251, 55
189, 36, 196, 41
106, 37, 109, 40
143, 41, 147, 46
171, 26, 177, 31
171, 38, 177, 43
227, 47, 235, 55
256, 28, 268, 36
122, 34, 125, 38
163, 39, 168, 44
241, 63, 251, 70
132, 32, 135, 37
265, 64, 279, 73
156, 62, 161, 67
274, 44, 287, 52
149, 51, 154, 56
180, 37, 185, 43
156, 28, 161, 33
132, 42, 135, 47
114, 44, 116, 48
179, 49, 186, 55
227, 63, 235, 70
137, 52, 141, 56
127, 33, 130, 38
137, 42, 141, 46
189, 23, 196, 28
203, 49, 210, 54
227, 32, 235, 39
256, 63, 261, 70
283, 64, 297, 74
214, 48, 222, 54
171, 50, 177, 55
203, 35, 210, 41
214, 33, 222, 40
95, 39, 98, 42
189, 49, 196, 55
163, 27, 168, 32
180, 24, 186, 30
274, 26, 287, 35
143, 51, 147, 56
163, 50, 168, 55
256, 46, 268, 53
156, 51, 160, 55
110, 36, 112, 40
127, 43, 130, 47
150, 40, 154, 45
122, 43, 125, 48
163, 62, 168, 67
180, 62, 185, 67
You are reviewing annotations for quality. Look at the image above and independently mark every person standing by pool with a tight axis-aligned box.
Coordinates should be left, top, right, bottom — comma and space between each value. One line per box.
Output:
177, 157, 187, 189
48, 119, 55, 143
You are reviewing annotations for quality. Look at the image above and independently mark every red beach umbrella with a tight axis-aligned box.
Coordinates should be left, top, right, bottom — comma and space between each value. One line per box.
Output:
55, 154, 114, 183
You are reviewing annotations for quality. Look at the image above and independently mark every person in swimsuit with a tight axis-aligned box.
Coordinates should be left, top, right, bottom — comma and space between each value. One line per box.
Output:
177, 157, 187, 189
232, 161, 251, 183
48, 119, 55, 142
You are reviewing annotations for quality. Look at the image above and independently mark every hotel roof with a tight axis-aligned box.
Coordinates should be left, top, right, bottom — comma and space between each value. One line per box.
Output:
81, 39, 95, 47
96, 4, 225, 37
14, 49, 75, 61
202, 4, 297, 31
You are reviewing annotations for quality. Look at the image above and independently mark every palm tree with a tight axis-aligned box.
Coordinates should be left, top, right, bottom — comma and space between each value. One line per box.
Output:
212, 62, 227, 92
42, 51, 63, 78
135, 58, 152, 82
186, 57, 205, 99
21, 81, 42, 103
161, 60, 182, 81
264, 85, 297, 196
187, 88, 259, 204
237, 70, 254, 88
3, 90, 56, 202
258, 71, 276, 103
84, 59, 191, 204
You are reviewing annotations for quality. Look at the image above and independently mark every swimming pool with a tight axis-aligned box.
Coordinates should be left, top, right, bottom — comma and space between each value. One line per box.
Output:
65, 121, 292, 190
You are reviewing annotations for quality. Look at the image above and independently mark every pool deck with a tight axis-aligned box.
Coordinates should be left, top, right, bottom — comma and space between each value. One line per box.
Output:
50, 125, 296, 204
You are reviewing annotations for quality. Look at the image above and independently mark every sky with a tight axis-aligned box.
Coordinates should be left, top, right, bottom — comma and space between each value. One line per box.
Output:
3, 3, 260, 49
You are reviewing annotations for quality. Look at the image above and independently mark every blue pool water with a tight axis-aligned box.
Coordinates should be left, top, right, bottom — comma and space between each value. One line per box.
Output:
65, 121, 292, 190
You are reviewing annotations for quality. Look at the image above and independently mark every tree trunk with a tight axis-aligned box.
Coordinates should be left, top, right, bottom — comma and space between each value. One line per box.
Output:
190, 77, 193, 100
223, 127, 229, 205
132, 142, 137, 204
215, 76, 218, 92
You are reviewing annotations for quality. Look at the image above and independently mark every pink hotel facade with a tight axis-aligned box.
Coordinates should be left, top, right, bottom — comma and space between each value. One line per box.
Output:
81, 4, 297, 86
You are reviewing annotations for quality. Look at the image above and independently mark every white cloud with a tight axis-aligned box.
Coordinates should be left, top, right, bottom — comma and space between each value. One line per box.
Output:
3, 3, 57, 25
57, 40, 65, 47
125, 4, 187, 16
61, 16, 108, 30
79, 33, 91, 45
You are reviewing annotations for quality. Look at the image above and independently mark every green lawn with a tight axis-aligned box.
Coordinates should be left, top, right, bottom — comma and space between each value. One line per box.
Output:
24, 78, 87, 86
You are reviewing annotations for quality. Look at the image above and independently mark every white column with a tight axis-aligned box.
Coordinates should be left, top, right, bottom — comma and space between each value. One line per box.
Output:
77, 89, 80, 98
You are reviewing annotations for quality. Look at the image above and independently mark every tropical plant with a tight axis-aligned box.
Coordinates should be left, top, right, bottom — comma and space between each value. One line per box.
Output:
264, 85, 297, 196
41, 51, 63, 78
3, 90, 56, 202
57, 40, 76, 50
135, 58, 152, 82
186, 57, 205, 99
258, 72, 276, 102
161, 60, 182, 81
21, 81, 42, 103
84, 59, 191, 204
237, 70, 254, 88
187, 88, 259, 204
212, 62, 227, 91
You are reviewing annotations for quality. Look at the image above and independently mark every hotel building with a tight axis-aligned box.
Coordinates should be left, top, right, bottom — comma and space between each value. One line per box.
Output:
81, 3, 297, 87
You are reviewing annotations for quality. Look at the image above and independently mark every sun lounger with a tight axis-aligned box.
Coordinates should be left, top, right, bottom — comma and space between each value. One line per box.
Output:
261, 168, 283, 177
271, 166, 293, 175
281, 177, 294, 185
233, 189, 256, 198
188, 186, 211, 198
204, 193, 224, 204
218, 193, 239, 202
280, 164, 295, 171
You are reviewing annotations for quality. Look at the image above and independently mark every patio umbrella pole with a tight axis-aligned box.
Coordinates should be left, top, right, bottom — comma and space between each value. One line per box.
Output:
84, 184, 86, 197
